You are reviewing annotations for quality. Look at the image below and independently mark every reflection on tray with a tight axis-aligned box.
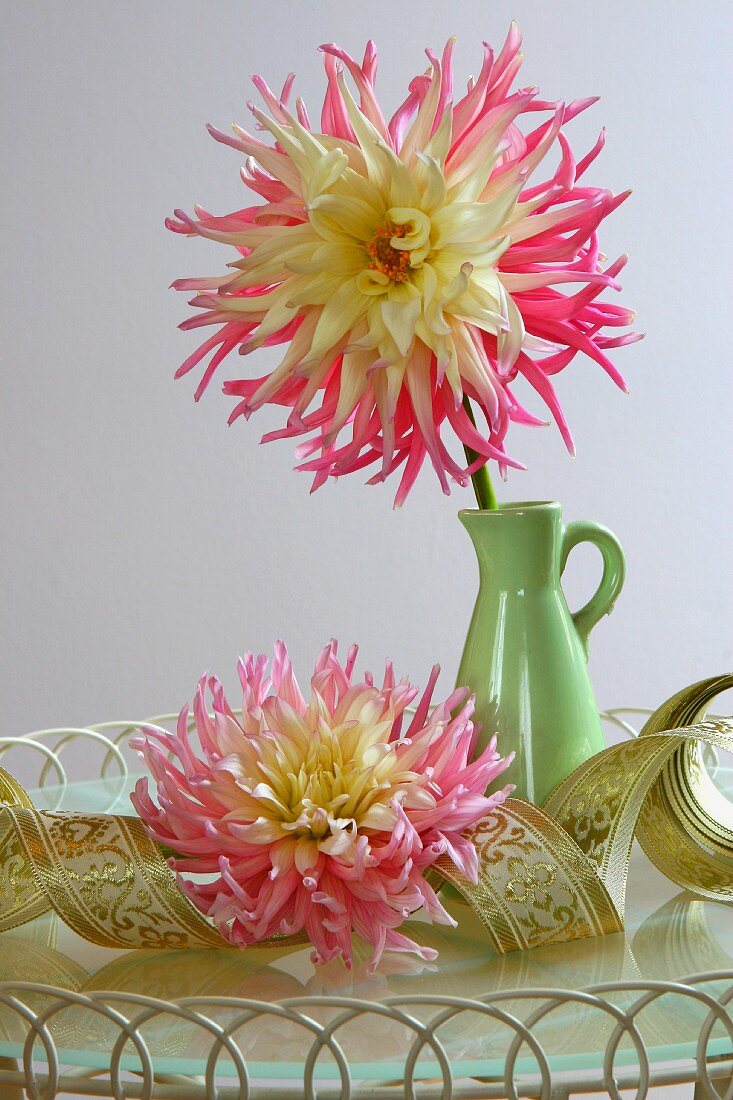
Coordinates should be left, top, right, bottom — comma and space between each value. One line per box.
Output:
0, 893, 731, 1073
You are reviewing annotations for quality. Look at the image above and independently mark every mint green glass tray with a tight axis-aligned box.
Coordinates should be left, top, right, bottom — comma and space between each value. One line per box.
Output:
0, 712, 731, 1098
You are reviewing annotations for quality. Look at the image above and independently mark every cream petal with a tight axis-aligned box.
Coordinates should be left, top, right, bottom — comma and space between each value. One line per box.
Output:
231, 125, 303, 194
337, 74, 392, 198
414, 153, 447, 214
359, 802, 398, 830
432, 193, 518, 247
386, 207, 431, 253
399, 55, 442, 170
422, 107, 453, 167
381, 147, 420, 208
356, 268, 391, 297
289, 270, 361, 308
308, 193, 381, 241
230, 816, 284, 844
294, 837, 320, 874
319, 828, 356, 859
380, 298, 421, 357
305, 280, 369, 363
327, 349, 373, 439
497, 284, 526, 374
306, 148, 350, 202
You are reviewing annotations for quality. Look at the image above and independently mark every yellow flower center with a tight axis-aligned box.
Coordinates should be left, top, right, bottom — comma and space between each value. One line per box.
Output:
367, 224, 410, 282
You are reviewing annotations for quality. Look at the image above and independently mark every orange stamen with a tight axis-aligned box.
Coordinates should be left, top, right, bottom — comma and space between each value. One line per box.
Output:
367, 224, 410, 282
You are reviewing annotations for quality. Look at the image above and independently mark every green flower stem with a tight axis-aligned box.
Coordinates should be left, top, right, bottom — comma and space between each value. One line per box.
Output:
462, 395, 498, 511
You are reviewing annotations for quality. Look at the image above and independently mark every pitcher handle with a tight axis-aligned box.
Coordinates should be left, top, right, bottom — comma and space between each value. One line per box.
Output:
560, 520, 625, 659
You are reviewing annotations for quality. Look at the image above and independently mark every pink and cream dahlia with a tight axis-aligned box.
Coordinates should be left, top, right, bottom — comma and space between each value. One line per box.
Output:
131, 641, 512, 968
169, 25, 639, 504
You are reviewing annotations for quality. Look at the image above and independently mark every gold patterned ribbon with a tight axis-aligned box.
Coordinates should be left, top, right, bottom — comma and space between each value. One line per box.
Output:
1, 675, 732, 955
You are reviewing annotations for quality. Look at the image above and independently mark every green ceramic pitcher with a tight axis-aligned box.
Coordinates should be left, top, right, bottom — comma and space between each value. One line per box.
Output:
456, 501, 625, 806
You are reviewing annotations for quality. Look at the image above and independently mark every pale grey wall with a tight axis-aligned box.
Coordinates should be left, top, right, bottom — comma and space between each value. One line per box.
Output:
2, 0, 732, 743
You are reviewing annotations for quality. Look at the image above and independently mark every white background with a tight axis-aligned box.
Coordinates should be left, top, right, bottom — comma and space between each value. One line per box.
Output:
1, 6, 731, 1096
2, 0, 731, 736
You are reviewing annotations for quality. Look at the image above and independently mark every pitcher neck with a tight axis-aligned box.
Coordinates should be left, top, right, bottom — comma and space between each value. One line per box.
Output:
459, 502, 563, 586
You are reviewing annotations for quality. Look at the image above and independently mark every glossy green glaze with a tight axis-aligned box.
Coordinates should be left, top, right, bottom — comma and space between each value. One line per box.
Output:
457, 501, 625, 805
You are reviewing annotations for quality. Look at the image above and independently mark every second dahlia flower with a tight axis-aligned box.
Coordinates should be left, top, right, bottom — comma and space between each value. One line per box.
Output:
169, 24, 639, 504
131, 641, 512, 968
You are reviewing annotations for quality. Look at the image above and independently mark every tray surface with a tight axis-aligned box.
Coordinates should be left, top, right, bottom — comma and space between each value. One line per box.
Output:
0, 715, 731, 1093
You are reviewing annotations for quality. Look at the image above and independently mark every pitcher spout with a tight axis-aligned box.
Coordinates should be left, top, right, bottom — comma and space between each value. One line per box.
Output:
459, 502, 563, 589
